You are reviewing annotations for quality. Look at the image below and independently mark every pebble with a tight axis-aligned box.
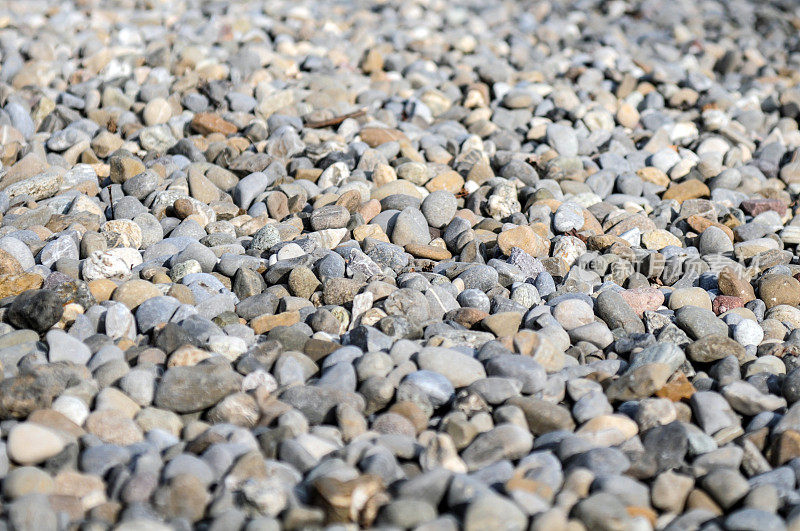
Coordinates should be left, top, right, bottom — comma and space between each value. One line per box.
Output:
46, 329, 91, 364
7, 423, 66, 465
155, 361, 242, 413
553, 202, 585, 233
497, 225, 549, 257
417, 347, 486, 388
596, 290, 644, 334
759, 274, 800, 309
392, 207, 431, 246
552, 299, 595, 330
7, 289, 64, 333
676, 306, 728, 339
668, 287, 712, 310
421, 191, 458, 229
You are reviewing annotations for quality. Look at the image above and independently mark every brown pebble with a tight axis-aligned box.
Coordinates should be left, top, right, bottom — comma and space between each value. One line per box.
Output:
404, 244, 452, 260
388, 401, 429, 433
167, 284, 196, 305
251, 311, 300, 334
267, 192, 290, 220
88, 279, 118, 302
191, 112, 238, 136
0, 272, 43, 299
717, 266, 755, 303
685, 214, 734, 241
172, 198, 195, 219
359, 127, 407, 147
445, 307, 489, 329
654, 373, 696, 402
662, 179, 710, 202
335, 190, 362, 213
0, 249, 23, 276
356, 199, 381, 223
295, 168, 322, 182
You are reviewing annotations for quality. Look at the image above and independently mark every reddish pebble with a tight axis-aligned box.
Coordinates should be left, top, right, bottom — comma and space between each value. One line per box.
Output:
620, 287, 665, 318
740, 198, 787, 217
712, 295, 744, 315
357, 199, 381, 223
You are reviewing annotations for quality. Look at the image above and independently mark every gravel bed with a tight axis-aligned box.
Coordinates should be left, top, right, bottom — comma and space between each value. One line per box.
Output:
1, 0, 800, 529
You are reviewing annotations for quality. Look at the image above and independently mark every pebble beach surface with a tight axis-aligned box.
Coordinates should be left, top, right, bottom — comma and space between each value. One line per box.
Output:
1, 0, 800, 529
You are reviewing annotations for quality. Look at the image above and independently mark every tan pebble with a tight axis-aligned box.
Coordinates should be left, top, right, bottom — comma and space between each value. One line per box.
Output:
84, 410, 143, 445
250, 311, 300, 334
359, 127, 407, 147
191, 112, 237, 135
497, 225, 550, 257
88, 278, 118, 302
482, 312, 522, 337
425, 170, 464, 194
0, 273, 43, 298
135, 407, 183, 437
151, 272, 171, 284
668, 287, 712, 311
168, 345, 212, 367
91, 131, 123, 158
116, 338, 136, 351
295, 168, 322, 182
371, 180, 422, 201
109, 156, 145, 184
641, 229, 682, 250
576, 414, 638, 446
372, 164, 396, 186
353, 224, 389, 242
143, 98, 172, 126
112, 279, 162, 309
662, 179, 710, 202
405, 244, 452, 260
636, 167, 670, 187
616, 102, 640, 128
54, 471, 106, 509
685, 214, 735, 241
759, 274, 800, 309
7, 423, 66, 465
356, 199, 381, 222
334, 190, 361, 213
0, 249, 23, 276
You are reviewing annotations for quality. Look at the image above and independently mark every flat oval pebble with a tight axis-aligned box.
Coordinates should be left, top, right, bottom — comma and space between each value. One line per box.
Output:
7, 423, 66, 465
